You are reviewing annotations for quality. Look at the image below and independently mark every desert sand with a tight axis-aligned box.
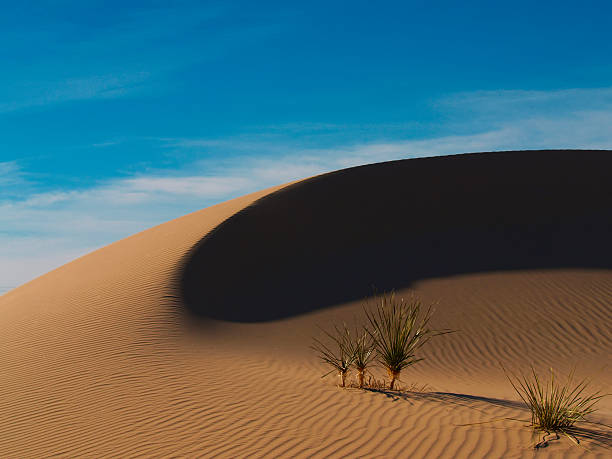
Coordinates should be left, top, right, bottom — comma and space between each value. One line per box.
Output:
0, 150, 610, 457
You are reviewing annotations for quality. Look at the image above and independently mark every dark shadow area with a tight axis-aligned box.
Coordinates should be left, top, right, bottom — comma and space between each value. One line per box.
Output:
179, 150, 612, 322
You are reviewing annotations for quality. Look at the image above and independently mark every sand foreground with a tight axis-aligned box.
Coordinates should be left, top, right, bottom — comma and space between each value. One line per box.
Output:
1, 150, 611, 457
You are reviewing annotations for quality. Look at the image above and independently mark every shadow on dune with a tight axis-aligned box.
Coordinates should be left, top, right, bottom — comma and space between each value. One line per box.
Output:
365, 389, 612, 447
179, 150, 612, 322
367, 388, 526, 410
565, 425, 612, 449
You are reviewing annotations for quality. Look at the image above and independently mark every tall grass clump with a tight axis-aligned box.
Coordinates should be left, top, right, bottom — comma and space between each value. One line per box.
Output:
365, 292, 452, 390
345, 329, 375, 388
311, 323, 356, 387
506, 366, 606, 443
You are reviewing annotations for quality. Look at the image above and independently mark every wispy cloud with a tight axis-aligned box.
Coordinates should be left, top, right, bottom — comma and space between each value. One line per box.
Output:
440, 87, 612, 114
0, 3, 281, 116
0, 72, 150, 113
0, 237, 97, 296
122, 176, 251, 196
0, 161, 21, 184
0, 161, 32, 199
92, 140, 122, 148
436, 87, 612, 136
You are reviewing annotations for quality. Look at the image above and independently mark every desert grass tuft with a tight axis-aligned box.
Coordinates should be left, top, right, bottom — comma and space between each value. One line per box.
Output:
365, 291, 453, 390
311, 323, 356, 387
505, 366, 607, 447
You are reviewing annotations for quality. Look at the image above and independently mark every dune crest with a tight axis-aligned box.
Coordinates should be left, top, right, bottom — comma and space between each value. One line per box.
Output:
1, 150, 610, 457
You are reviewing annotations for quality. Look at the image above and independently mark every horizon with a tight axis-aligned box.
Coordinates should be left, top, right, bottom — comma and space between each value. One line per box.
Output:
2, 1, 612, 291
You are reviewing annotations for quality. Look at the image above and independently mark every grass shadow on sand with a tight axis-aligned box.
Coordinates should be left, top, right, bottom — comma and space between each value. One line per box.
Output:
362, 387, 612, 449
363, 387, 524, 410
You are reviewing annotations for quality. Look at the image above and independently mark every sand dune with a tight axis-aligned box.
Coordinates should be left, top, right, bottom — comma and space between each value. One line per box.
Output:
0, 150, 610, 457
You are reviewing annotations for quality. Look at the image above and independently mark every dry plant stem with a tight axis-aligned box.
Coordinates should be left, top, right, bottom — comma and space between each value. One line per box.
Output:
535, 431, 560, 449
339, 371, 347, 387
357, 369, 365, 388
388, 370, 400, 390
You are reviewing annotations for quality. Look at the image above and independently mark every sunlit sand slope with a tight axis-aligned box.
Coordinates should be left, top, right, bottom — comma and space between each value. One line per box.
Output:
0, 150, 610, 457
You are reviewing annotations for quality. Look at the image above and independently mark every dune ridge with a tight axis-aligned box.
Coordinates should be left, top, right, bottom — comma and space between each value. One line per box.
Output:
0, 150, 610, 457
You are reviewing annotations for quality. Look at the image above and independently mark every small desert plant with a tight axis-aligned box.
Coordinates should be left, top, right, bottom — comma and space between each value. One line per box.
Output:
365, 292, 452, 390
505, 366, 606, 446
345, 329, 375, 388
311, 323, 356, 387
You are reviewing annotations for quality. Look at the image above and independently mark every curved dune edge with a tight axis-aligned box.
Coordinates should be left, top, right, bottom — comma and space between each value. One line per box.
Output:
180, 150, 612, 323
0, 151, 610, 457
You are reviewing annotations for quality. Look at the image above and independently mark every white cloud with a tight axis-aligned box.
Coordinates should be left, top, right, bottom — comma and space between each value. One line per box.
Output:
437, 87, 612, 133
123, 176, 250, 196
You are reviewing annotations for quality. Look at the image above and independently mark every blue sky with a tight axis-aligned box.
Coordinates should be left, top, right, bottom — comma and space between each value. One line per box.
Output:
1, 1, 612, 292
